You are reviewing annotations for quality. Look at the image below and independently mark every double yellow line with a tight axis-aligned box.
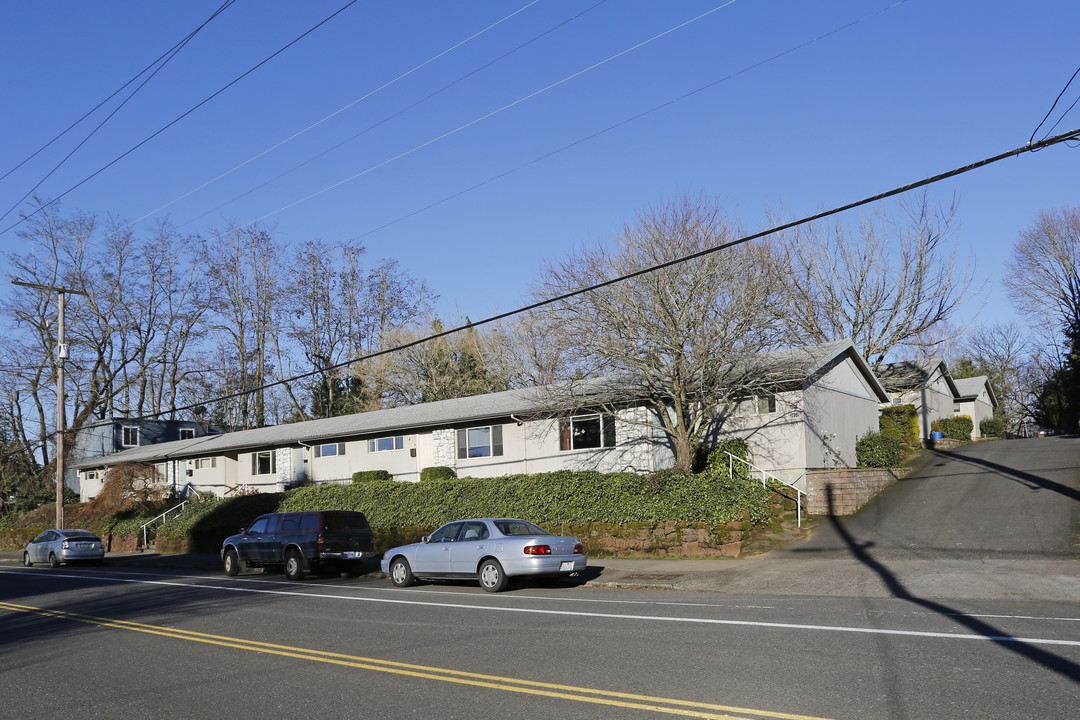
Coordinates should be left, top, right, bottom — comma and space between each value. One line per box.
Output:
1, 601, 835, 720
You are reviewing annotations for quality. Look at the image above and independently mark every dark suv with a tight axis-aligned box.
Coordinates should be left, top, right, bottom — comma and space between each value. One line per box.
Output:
221, 510, 375, 580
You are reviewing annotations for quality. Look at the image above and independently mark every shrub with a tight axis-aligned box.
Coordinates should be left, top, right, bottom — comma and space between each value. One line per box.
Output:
856, 432, 904, 468
880, 405, 919, 452
936, 416, 972, 442
704, 439, 752, 481
353, 470, 393, 483
980, 417, 1005, 438
420, 466, 457, 482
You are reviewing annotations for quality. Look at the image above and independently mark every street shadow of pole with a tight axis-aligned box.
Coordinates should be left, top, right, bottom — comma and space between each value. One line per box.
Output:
929, 447, 1080, 502
824, 485, 1080, 684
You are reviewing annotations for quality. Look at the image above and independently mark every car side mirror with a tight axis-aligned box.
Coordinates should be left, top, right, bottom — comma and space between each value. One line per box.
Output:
239, 527, 247, 534
421, 535, 430, 544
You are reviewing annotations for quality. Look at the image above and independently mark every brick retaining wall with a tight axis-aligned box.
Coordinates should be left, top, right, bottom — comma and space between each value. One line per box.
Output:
805, 468, 911, 516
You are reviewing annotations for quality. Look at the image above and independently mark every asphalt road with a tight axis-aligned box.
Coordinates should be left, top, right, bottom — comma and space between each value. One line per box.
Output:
2, 436, 1078, 719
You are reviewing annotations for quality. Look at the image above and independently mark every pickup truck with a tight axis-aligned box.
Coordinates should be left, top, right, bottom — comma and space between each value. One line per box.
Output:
221, 510, 375, 580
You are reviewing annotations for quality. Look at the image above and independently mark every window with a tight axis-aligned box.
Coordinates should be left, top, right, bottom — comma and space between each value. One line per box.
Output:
460, 521, 489, 541
429, 522, 463, 543
85, 470, 99, 481
315, 442, 346, 458
121, 426, 139, 447
280, 513, 318, 531
732, 395, 776, 417
179, 428, 195, 440
559, 414, 616, 451
246, 517, 270, 534
457, 425, 503, 459
251, 451, 276, 476
367, 436, 404, 453
195, 457, 216, 470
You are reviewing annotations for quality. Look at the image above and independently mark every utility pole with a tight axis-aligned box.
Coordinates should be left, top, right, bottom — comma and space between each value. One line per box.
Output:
11, 279, 86, 530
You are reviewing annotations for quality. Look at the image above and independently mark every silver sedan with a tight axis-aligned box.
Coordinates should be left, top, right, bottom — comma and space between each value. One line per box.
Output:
380, 518, 586, 592
23, 529, 105, 567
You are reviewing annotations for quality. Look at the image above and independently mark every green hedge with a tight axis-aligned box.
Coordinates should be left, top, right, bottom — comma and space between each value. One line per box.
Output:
856, 432, 904, 468
279, 470, 773, 527
933, 415, 973, 442
6, 466, 777, 553
420, 466, 457, 482
979, 417, 1005, 438
352, 470, 393, 483
880, 405, 919, 452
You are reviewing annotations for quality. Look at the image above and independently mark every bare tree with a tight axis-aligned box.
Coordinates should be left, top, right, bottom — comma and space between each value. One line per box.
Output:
1005, 205, 1080, 332
491, 311, 576, 388
959, 323, 1034, 434
770, 191, 978, 368
198, 224, 283, 429
380, 317, 511, 406
533, 194, 781, 472
1004, 206, 1080, 433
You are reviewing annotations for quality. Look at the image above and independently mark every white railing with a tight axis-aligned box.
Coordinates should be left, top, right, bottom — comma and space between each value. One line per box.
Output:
140, 487, 201, 548
725, 451, 806, 527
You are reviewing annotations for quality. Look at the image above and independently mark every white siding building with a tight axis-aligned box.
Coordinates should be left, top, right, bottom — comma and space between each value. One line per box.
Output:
72, 340, 888, 500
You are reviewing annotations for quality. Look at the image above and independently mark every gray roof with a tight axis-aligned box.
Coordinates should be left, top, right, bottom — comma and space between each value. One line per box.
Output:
73, 339, 884, 469
953, 375, 999, 407
72, 385, 548, 469
876, 356, 959, 395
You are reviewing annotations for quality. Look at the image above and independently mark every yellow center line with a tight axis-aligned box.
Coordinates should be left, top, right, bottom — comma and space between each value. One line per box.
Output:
1, 601, 837, 720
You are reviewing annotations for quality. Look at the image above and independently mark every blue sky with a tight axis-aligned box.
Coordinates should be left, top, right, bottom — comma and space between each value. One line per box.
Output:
1, 0, 1078, 336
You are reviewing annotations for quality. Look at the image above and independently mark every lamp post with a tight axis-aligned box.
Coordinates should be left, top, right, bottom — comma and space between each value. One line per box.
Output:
11, 279, 86, 530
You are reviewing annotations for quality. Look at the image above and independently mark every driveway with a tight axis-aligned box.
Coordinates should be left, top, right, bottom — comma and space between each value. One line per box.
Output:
705, 436, 1080, 600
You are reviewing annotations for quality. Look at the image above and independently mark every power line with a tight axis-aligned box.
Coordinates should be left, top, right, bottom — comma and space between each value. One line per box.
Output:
128, 125, 1080, 423
224, 0, 741, 231
0, 0, 239, 226
127, 0, 555, 229
1029, 64, 1080, 146
0, 0, 361, 238
170, 0, 610, 230
349, 1, 910, 242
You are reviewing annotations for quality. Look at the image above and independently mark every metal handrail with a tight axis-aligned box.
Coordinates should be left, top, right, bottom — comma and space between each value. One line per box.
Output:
725, 451, 807, 527
139, 486, 202, 548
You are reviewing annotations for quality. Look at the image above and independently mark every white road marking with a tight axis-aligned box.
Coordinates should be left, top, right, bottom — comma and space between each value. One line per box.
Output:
4, 567, 1080, 648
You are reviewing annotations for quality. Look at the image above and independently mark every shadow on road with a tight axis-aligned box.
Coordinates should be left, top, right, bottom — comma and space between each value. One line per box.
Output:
928, 445, 1080, 502
825, 485, 1080, 685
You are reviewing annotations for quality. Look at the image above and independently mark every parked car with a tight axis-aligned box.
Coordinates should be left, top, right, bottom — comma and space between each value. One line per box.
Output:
380, 518, 586, 592
23, 529, 105, 567
220, 510, 375, 581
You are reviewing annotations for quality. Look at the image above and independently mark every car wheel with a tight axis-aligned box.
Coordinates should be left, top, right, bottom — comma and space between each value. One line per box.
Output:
284, 549, 305, 581
22, 552, 32, 567
224, 548, 243, 577
479, 559, 508, 593
48, 553, 60, 569
389, 557, 415, 587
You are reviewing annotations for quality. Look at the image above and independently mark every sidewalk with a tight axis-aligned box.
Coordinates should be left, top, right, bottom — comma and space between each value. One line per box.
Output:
3, 549, 1079, 601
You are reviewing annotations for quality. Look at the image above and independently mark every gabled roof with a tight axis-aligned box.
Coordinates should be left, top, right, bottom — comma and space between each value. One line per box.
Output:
876, 356, 959, 397
72, 339, 886, 469
953, 375, 999, 407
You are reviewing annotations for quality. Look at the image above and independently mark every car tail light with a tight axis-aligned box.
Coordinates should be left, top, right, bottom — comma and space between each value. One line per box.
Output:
523, 545, 551, 555
316, 535, 324, 551
573, 543, 583, 554
61, 541, 69, 550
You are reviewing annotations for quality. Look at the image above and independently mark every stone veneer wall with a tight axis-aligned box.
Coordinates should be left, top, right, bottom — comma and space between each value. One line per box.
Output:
804, 467, 911, 516
431, 428, 457, 469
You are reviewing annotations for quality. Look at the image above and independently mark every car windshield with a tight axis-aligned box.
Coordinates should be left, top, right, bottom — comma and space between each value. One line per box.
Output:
494, 520, 549, 536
